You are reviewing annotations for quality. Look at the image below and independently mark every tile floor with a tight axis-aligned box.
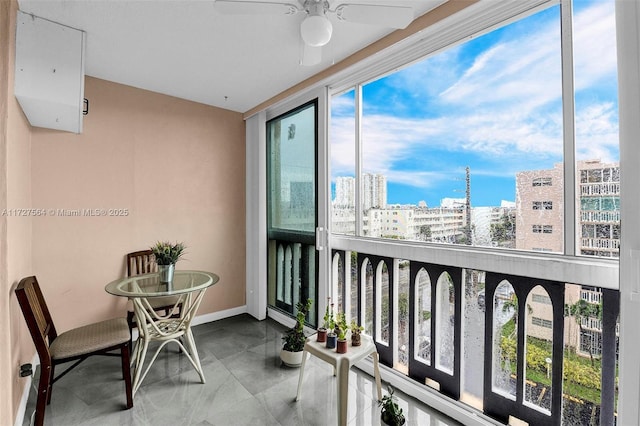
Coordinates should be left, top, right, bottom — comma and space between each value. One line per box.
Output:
21, 314, 461, 425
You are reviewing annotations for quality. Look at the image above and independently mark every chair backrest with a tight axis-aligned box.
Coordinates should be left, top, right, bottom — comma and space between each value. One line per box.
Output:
126, 249, 157, 277
15, 276, 57, 365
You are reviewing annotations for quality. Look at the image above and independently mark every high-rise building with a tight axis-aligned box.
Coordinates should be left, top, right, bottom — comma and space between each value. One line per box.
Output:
334, 176, 355, 208
362, 173, 387, 211
578, 160, 620, 258
334, 174, 387, 211
515, 162, 564, 253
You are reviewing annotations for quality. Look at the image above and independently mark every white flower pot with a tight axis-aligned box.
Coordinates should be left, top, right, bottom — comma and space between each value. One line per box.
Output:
280, 349, 303, 367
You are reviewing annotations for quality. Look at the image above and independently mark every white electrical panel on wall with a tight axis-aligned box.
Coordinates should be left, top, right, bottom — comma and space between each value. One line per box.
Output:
14, 11, 85, 134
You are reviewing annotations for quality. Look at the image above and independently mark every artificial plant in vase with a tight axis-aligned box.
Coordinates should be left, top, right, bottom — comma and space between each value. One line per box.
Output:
336, 312, 349, 354
280, 298, 312, 367
150, 241, 186, 283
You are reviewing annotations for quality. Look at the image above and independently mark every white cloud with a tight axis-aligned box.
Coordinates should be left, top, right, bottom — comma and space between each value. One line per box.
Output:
573, 1, 618, 90
330, 2, 619, 189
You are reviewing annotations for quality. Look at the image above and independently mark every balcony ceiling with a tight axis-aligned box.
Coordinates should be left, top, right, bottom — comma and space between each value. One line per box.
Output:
17, 0, 446, 113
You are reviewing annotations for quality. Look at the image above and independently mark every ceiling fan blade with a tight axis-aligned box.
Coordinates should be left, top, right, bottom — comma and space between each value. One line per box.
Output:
214, 1, 300, 15
334, 4, 414, 29
300, 43, 322, 66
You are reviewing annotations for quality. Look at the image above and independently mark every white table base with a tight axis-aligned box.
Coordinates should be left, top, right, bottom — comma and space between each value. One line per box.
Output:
296, 336, 383, 426
130, 289, 207, 395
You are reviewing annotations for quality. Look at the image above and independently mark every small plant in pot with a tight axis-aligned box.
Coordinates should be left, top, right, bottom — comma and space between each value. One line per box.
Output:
280, 298, 312, 367
336, 312, 349, 354
150, 241, 186, 284
325, 303, 337, 349
379, 385, 406, 426
317, 297, 332, 343
350, 318, 364, 346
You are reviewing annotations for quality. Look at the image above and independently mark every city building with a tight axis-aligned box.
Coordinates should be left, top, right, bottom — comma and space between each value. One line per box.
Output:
516, 160, 619, 357
515, 163, 564, 253
578, 160, 620, 258
472, 202, 516, 248
334, 176, 355, 208
362, 173, 387, 211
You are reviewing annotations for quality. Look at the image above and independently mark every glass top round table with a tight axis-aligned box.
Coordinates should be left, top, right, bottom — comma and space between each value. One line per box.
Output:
105, 270, 219, 298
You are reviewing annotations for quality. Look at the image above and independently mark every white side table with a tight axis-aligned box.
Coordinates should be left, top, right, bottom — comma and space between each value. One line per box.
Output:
296, 335, 383, 426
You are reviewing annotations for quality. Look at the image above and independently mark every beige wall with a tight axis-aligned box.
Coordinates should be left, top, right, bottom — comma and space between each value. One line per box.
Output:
31, 76, 246, 331
1, 45, 246, 425
2, 0, 36, 423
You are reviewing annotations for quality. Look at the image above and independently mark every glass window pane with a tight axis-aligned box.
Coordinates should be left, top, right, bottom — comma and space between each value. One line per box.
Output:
524, 286, 553, 413
363, 259, 374, 335
435, 272, 454, 374
397, 260, 410, 371
358, 7, 562, 251
334, 252, 344, 313
563, 283, 612, 424
461, 270, 486, 409
492, 281, 517, 400
377, 261, 390, 346
331, 89, 356, 236
415, 268, 432, 365
349, 251, 358, 322
267, 102, 316, 233
573, 0, 620, 259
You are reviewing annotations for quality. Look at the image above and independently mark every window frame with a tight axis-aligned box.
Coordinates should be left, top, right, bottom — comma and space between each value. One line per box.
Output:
328, 0, 618, 283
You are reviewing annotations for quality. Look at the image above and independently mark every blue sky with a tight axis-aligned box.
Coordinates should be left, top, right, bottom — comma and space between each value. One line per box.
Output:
330, 0, 619, 207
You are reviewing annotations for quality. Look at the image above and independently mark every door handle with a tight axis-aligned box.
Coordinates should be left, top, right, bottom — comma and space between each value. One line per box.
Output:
316, 227, 324, 251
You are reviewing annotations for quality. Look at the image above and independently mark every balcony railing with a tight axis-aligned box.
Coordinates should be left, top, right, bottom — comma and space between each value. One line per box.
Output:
581, 238, 620, 250
327, 245, 619, 426
580, 183, 620, 196
580, 289, 603, 304
580, 210, 620, 223
581, 316, 603, 331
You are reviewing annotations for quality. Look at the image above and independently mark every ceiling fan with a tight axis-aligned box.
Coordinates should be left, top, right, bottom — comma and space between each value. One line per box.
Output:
214, 0, 415, 65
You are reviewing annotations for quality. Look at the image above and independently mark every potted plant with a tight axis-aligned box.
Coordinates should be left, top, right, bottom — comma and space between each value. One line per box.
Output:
280, 298, 312, 367
317, 297, 331, 343
350, 318, 363, 346
336, 312, 349, 354
325, 302, 337, 349
150, 241, 186, 283
379, 386, 406, 426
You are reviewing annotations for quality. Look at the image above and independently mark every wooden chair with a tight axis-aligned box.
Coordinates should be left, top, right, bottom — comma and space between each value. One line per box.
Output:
15, 276, 133, 426
126, 250, 182, 334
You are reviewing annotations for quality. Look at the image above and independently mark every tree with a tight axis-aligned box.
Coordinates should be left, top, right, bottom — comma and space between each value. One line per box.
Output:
501, 293, 532, 339
491, 213, 516, 247
419, 225, 432, 242
565, 299, 602, 366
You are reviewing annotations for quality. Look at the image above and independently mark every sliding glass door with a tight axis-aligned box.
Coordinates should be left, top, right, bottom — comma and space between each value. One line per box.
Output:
267, 100, 320, 325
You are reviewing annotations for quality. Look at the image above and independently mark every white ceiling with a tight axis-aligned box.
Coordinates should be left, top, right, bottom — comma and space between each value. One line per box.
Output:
17, 0, 445, 113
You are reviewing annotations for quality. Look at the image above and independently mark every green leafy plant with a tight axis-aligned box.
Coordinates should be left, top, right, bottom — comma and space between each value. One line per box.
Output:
350, 318, 363, 334
322, 297, 333, 330
150, 241, 186, 265
336, 312, 349, 340
326, 302, 336, 336
282, 299, 312, 352
378, 386, 406, 426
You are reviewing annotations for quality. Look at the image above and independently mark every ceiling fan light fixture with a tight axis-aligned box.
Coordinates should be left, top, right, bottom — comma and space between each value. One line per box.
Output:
300, 14, 332, 47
